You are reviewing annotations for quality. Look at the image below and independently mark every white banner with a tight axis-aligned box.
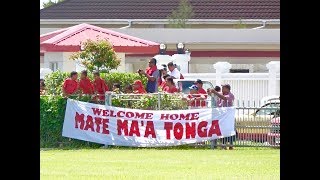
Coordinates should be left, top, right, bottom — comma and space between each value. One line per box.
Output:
62, 99, 236, 147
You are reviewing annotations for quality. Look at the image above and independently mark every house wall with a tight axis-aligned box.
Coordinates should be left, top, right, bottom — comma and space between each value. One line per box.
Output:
40, 56, 44, 68
43, 52, 76, 72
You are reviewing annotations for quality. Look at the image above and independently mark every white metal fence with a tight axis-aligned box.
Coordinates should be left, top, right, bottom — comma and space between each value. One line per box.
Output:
183, 72, 280, 107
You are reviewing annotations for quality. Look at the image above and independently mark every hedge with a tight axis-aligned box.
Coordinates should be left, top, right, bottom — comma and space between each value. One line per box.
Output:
40, 95, 101, 148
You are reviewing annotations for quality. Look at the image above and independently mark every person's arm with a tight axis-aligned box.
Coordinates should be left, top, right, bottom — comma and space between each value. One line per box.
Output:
171, 69, 180, 79
210, 89, 227, 101
141, 71, 156, 81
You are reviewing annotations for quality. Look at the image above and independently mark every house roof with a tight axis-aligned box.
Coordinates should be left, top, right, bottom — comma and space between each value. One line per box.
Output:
40, 0, 280, 20
40, 23, 159, 53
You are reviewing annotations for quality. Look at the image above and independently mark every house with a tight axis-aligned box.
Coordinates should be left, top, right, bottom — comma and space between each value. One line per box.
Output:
40, 0, 280, 73
40, 23, 159, 72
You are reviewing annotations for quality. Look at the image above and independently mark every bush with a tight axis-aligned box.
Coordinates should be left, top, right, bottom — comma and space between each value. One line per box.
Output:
44, 70, 69, 95
40, 95, 101, 148
44, 71, 147, 95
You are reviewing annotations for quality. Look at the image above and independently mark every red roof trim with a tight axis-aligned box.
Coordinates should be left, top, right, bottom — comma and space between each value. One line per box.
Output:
40, 23, 159, 53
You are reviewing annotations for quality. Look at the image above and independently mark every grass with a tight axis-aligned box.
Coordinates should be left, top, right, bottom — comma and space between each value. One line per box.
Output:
40, 148, 279, 180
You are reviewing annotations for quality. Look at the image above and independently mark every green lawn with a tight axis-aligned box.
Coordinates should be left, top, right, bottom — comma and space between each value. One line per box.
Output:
40, 148, 279, 180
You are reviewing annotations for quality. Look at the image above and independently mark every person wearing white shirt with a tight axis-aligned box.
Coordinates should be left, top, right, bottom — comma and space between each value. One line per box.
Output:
167, 62, 181, 79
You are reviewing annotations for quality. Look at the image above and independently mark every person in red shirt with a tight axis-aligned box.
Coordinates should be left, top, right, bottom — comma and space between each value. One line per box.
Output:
78, 70, 94, 95
183, 85, 207, 108
160, 74, 170, 91
132, 80, 147, 94
62, 71, 78, 97
194, 79, 208, 106
93, 71, 109, 101
163, 77, 178, 93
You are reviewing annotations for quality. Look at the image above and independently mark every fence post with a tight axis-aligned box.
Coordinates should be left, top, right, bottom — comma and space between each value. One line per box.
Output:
157, 92, 161, 110
103, 92, 113, 149
266, 61, 280, 96
213, 62, 232, 86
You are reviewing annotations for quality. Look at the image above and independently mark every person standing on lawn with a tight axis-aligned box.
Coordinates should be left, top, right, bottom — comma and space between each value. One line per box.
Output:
208, 84, 235, 150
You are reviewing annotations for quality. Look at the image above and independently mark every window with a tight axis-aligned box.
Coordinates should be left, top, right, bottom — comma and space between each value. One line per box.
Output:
230, 69, 249, 73
255, 103, 280, 116
49, 62, 59, 71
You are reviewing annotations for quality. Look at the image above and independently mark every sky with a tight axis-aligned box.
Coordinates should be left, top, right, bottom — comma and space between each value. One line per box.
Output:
40, 0, 45, 9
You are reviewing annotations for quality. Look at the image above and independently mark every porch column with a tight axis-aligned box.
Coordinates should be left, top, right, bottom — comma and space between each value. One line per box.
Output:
116, 53, 126, 72
171, 53, 191, 74
266, 61, 280, 96
213, 62, 232, 86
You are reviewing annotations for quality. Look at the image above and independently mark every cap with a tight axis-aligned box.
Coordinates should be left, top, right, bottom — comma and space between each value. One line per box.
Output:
221, 84, 231, 90
194, 79, 203, 84
189, 85, 199, 90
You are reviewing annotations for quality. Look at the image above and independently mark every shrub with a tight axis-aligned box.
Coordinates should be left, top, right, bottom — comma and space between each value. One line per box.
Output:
44, 70, 69, 95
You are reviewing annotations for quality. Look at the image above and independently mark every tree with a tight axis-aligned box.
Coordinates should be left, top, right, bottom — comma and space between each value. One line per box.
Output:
43, 0, 64, 8
167, 0, 194, 28
70, 39, 121, 73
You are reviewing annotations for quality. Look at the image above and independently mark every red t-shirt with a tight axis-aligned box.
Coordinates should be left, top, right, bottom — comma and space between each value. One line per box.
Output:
93, 78, 109, 93
79, 78, 94, 94
93, 78, 109, 100
163, 86, 178, 93
188, 94, 206, 107
159, 81, 166, 90
63, 78, 78, 95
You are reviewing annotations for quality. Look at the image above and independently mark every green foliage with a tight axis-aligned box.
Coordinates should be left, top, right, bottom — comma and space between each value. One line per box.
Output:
70, 39, 121, 73
44, 70, 69, 95
167, 0, 194, 28
111, 93, 188, 110
42, 0, 64, 8
104, 72, 147, 91
40, 95, 101, 148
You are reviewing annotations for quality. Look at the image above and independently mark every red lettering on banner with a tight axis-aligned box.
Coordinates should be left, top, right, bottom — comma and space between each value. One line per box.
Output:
92, 108, 102, 116
173, 122, 184, 140
164, 122, 173, 139
197, 121, 208, 137
75, 112, 85, 129
170, 114, 179, 120
135, 112, 146, 119
126, 112, 134, 118
94, 117, 102, 132
185, 122, 196, 139
160, 114, 170, 120
102, 119, 110, 134
117, 119, 129, 135
208, 120, 222, 136
129, 120, 140, 136
190, 113, 199, 120
102, 110, 108, 116
178, 113, 190, 120
144, 121, 156, 138
84, 115, 95, 132
160, 113, 200, 120
110, 110, 117, 117
145, 113, 153, 119
117, 111, 125, 118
